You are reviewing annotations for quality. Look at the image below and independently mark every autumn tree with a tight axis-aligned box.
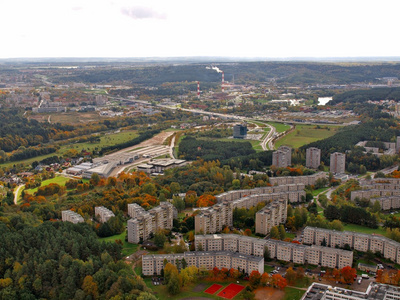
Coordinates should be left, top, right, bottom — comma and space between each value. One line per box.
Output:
249, 270, 261, 287
285, 267, 296, 284
271, 274, 287, 290
340, 266, 356, 284
270, 226, 279, 239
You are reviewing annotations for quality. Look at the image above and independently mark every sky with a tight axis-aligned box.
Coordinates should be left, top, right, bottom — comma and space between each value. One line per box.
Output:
1, 0, 399, 59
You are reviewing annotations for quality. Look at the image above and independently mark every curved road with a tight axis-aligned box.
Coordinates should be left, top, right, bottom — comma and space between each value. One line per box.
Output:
262, 123, 276, 151
14, 184, 24, 205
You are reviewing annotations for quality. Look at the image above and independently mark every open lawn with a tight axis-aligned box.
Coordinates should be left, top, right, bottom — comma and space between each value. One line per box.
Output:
24, 176, 71, 194
312, 187, 329, 196
275, 125, 339, 149
342, 224, 387, 236
99, 231, 139, 257
58, 130, 139, 154
268, 122, 291, 133
282, 287, 305, 300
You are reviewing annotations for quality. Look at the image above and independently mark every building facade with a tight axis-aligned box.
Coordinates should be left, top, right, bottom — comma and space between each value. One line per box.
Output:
272, 146, 292, 168
306, 147, 321, 169
142, 251, 264, 276
255, 198, 287, 235
195, 234, 353, 269
94, 206, 115, 223
61, 210, 84, 224
303, 226, 400, 264
127, 202, 174, 244
330, 152, 346, 174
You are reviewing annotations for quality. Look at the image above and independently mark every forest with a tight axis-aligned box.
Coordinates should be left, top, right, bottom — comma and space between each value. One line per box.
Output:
331, 87, 400, 105
178, 136, 256, 161
49, 62, 400, 85
0, 221, 150, 299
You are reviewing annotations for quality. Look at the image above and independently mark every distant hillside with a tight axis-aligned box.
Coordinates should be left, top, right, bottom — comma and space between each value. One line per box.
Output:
331, 87, 400, 105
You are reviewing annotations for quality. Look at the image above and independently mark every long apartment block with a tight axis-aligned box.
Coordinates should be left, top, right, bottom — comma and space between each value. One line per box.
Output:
195, 195, 289, 234
195, 234, 353, 269
142, 251, 264, 276
303, 226, 400, 264
215, 183, 305, 203
61, 210, 84, 224
127, 202, 174, 243
268, 172, 327, 187
94, 206, 115, 223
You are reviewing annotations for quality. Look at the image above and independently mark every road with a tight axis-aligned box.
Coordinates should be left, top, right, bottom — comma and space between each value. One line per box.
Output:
261, 123, 276, 150
14, 184, 24, 205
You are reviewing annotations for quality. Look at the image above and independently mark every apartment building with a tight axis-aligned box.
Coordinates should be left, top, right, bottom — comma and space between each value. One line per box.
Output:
195, 234, 352, 269
128, 203, 145, 218
127, 202, 174, 244
142, 251, 264, 276
304, 226, 400, 264
215, 183, 305, 203
94, 206, 115, 223
306, 147, 321, 169
127, 213, 153, 244
302, 282, 400, 300
195, 192, 295, 234
61, 210, 84, 224
255, 198, 287, 235
330, 152, 346, 174
269, 172, 327, 187
272, 146, 292, 168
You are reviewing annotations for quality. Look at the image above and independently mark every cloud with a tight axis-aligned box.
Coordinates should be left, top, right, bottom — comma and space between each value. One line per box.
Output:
71, 6, 83, 11
121, 6, 167, 20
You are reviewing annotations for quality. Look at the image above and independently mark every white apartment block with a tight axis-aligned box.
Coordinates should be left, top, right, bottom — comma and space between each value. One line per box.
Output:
142, 251, 264, 276
195, 234, 352, 269
94, 206, 115, 223
302, 282, 400, 300
272, 146, 292, 168
215, 183, 305, 203
304, 226, 400, 264
268, 172, 327, 187
127, 202, 174, 244
255, 198, 287, 235
61, 210, 84, 224
306, 147, 321, 169
330, 152, 346, 174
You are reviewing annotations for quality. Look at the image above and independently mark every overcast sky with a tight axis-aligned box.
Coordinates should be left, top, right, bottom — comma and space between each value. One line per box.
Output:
1, 0, 399, 59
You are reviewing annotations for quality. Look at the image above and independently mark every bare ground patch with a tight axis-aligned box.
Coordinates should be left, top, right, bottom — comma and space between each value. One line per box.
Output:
254, 287, 285, 300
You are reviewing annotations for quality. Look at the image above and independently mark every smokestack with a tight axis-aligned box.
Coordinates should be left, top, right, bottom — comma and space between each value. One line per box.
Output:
197, 81, 200, 98
222, 72, 225, 93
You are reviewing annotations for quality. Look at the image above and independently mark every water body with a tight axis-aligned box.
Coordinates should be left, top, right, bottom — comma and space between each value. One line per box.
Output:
318, 97, 332, 105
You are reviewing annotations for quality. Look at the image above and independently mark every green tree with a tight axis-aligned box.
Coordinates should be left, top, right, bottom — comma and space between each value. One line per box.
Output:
137, 292, 158, 300
154, 230, 167, 248
270, 226, 279, 239
167, 271, 181, 295
278, 225, 286, 240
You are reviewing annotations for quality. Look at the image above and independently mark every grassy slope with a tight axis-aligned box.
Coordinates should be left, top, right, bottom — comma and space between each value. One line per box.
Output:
275, 125, 339, 149
99, 231, 139, 257
24, 176, 71, 194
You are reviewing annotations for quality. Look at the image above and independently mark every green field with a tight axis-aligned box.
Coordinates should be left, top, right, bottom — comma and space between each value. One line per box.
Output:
268, 122, 291, 133
99, 231, 139, 257
24, 176, 71, 194
343, 224, 387, 236
275, 125, 339, 149
283, 287, 305, 300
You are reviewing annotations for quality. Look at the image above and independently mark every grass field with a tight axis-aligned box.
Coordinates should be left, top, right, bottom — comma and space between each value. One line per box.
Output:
275, 125, 339, 149
99, 231, 139, 257
282, 287, 305, 300
343, 224, 387, 236
24, 176, 71, 194
312, 187, 329, 196
268, 122, 291, 133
